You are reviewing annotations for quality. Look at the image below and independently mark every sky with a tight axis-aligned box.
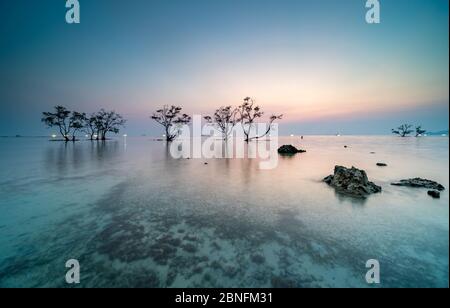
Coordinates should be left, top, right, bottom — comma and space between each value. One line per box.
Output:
0, 0, 448, 136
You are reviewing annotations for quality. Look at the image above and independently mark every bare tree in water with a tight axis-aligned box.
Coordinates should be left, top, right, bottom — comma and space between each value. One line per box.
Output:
392, 124, 413, 137
237, 97, 282, 142
83, 114, 101, 140
42, 106, 85, 142
204, 106, 238, 140
70, 112, 86, 141
151, 105, 191, 141
95, 110, 126, 140
415, 125, 427, 137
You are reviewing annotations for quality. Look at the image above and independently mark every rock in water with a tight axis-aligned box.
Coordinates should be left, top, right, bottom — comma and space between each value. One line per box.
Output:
323, 166, 382, 198
391, 178, 445, 191
428, 190, 441, 199
278, 145, 306, 155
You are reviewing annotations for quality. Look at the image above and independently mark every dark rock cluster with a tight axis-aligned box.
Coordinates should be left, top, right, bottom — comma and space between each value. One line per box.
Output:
391, 178, 445, 191
323, 166, 382, 198
427, 190, 441, 199
277, 145, 306, 155
391, 178, 445, 199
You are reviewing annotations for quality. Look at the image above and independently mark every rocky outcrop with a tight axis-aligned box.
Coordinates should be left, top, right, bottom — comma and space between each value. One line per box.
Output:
428, 190, 441, 199
278, 145, 306, 155
323, 166, 382, 198
391, 178, 445, 191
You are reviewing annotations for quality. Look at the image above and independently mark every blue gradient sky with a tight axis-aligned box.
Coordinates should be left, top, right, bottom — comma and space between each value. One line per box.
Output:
0, 0, 448, 136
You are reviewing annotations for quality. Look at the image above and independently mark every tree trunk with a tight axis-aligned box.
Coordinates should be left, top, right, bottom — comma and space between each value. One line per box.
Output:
244, 132, 250, 143
59, 127, 69, 142
165, 127, 171, 142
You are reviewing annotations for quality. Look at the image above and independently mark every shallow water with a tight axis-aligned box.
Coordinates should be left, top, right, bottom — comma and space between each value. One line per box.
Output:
0, 136, 448, 288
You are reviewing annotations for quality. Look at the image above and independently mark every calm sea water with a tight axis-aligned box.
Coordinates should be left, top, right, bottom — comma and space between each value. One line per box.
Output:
0, 136, 448, 288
